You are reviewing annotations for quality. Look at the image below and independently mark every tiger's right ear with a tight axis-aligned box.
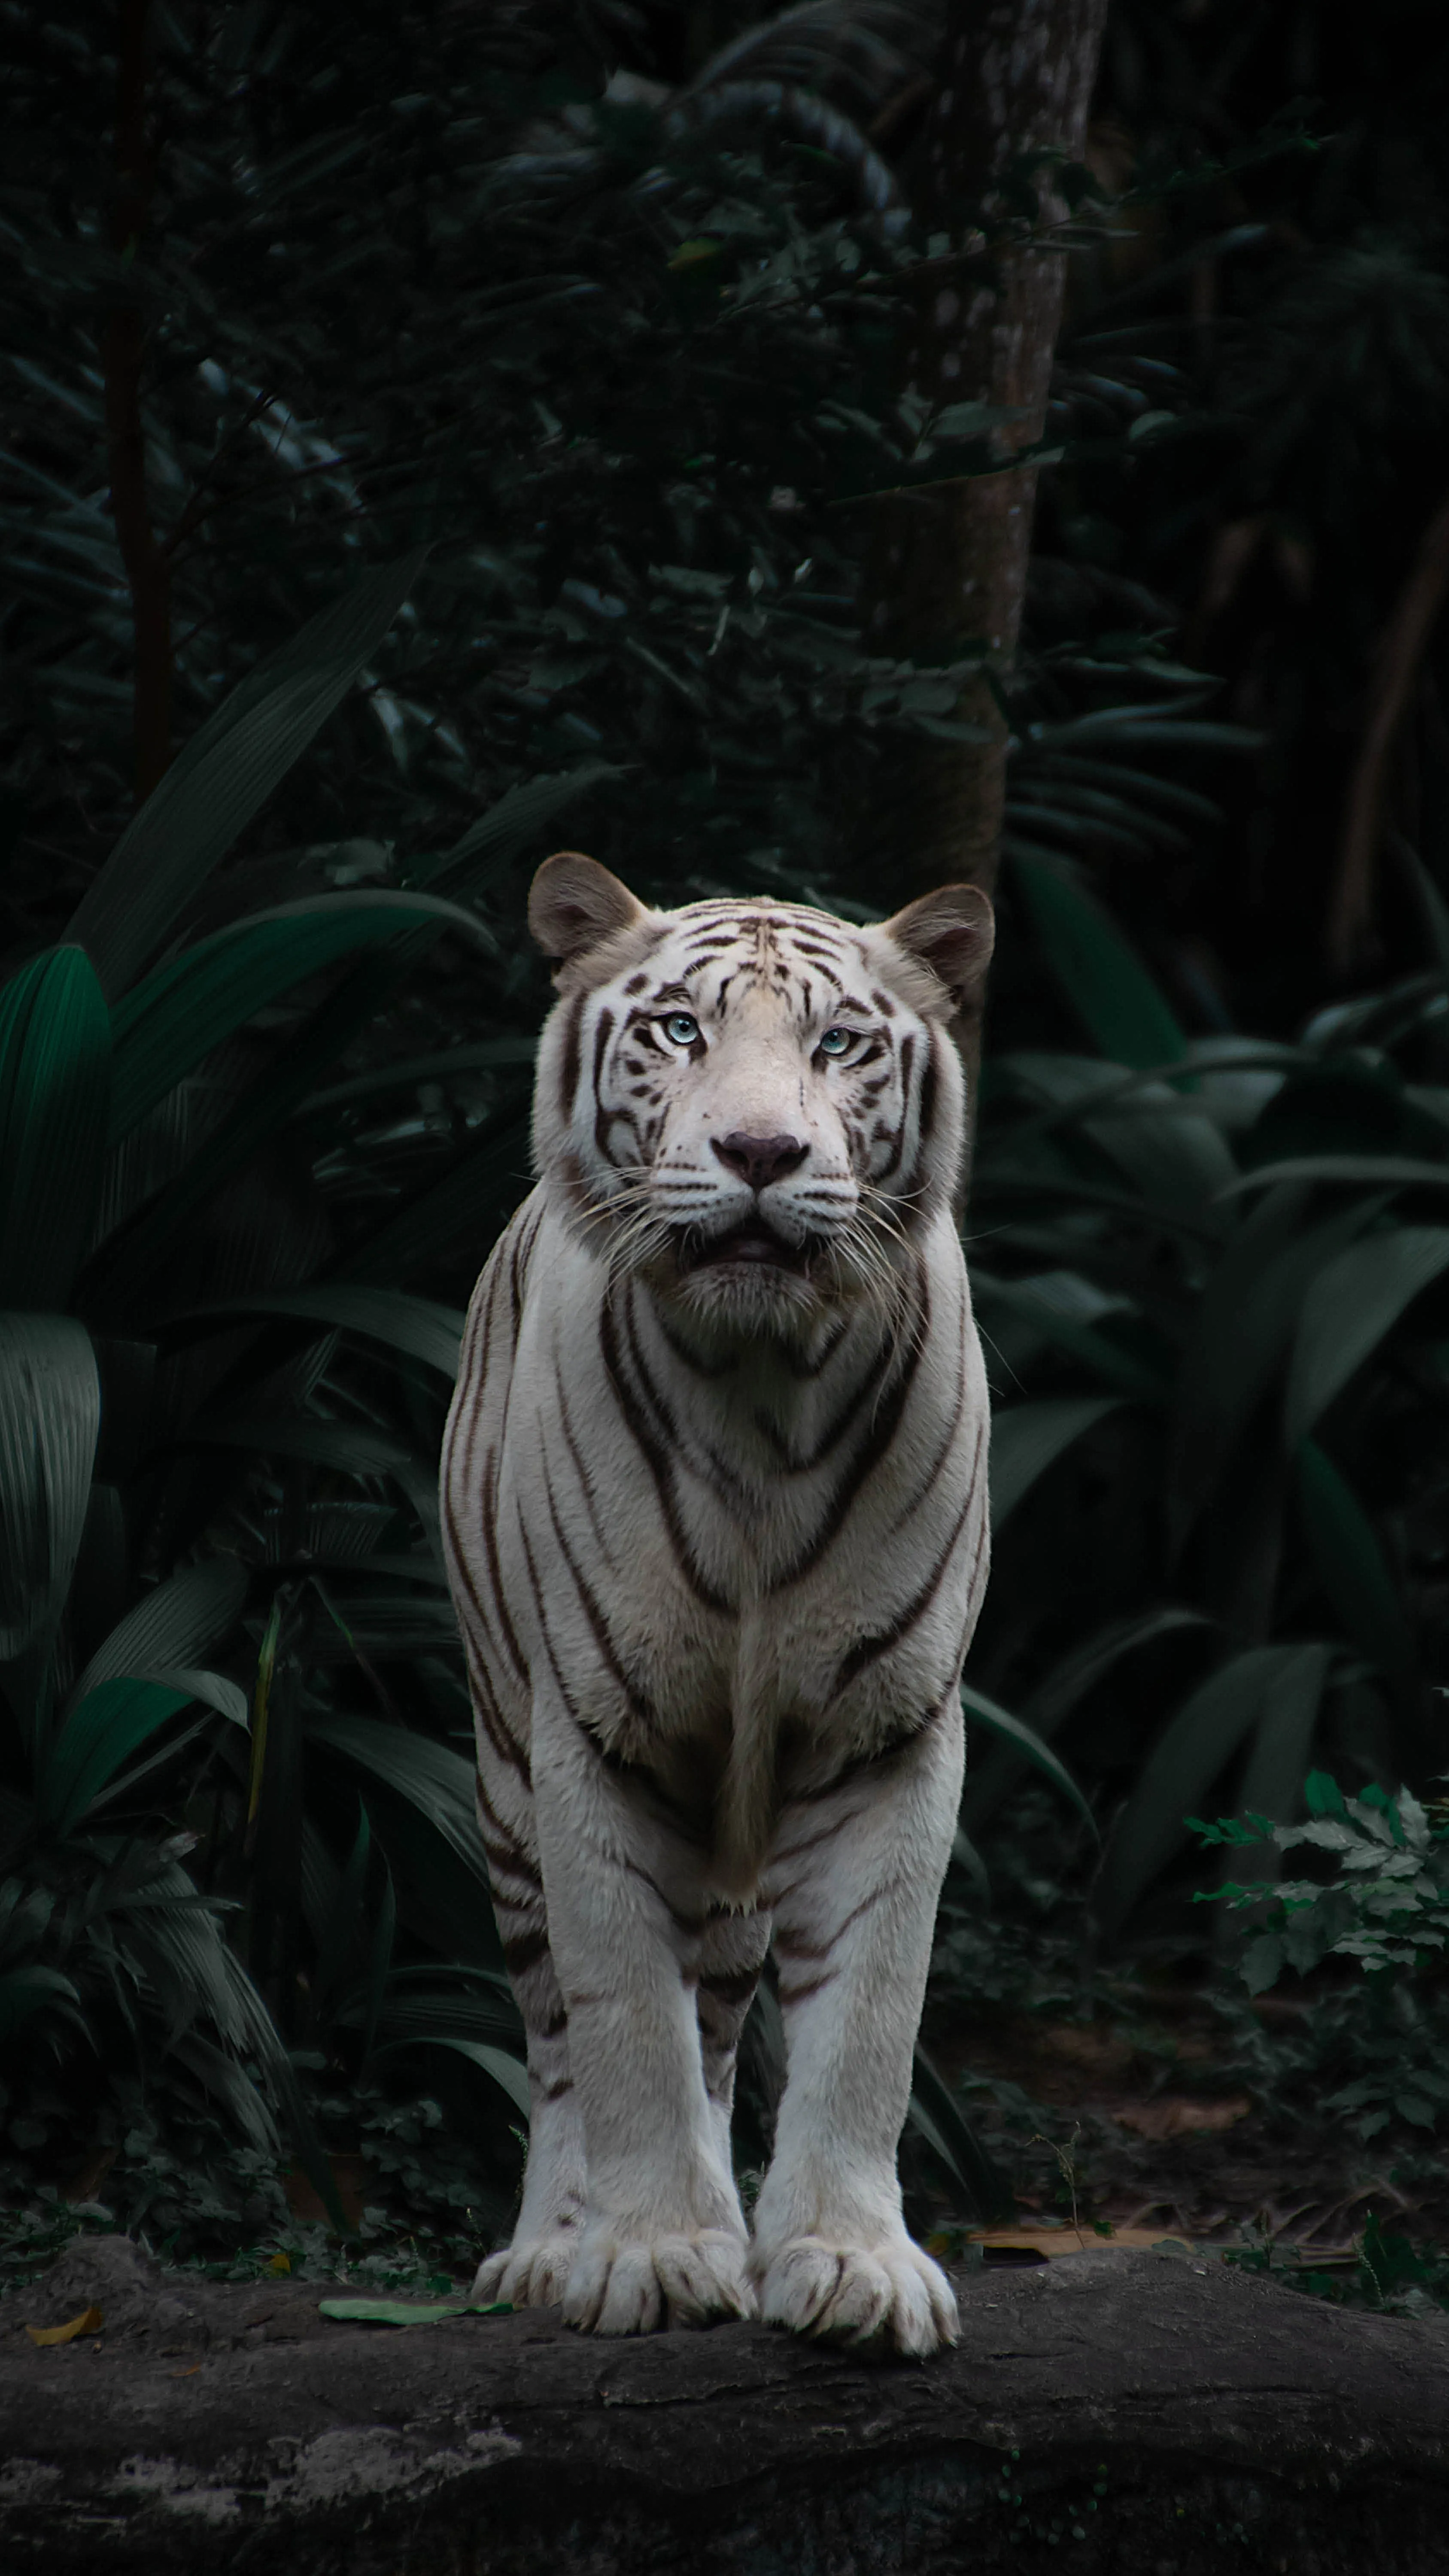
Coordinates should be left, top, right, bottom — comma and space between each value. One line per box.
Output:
528, 851, 647, 984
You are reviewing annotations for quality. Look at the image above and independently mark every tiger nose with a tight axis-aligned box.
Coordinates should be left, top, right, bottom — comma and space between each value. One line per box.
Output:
712, 1131, 808, 1191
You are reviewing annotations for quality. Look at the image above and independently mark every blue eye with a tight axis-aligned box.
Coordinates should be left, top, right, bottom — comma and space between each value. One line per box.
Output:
662, 1012, 701, 1047
817, 1027, 853, 1058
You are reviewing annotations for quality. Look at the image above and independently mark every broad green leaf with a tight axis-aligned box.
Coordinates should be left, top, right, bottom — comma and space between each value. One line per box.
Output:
0, 1315, 100, 1668
35, 1676, 193, 1837
1094, 1646, 1298, 1937
0, 948, 111, 1309
1286, 1227, 1449, 1443
908, 2045, 1013, 2224
66, 550, 428, 997
0, 1965, 86, 2044
67, 1558, 247, 1710
1012, 851, 1188, 1070
317, 2296, 512, 2326
1295, 1440, 1414, 1679
181, 1286, 465, 1382
109, 892, 493, 1142
960, 1683, 1097, 1838
87, 936, 444, 1303
988, 1396, 1124, 1528
307, 1713, 488, 1889
373, 2031, 530, 2119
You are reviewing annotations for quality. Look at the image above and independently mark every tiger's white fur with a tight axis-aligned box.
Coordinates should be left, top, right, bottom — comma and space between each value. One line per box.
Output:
440, 853, 993, 2355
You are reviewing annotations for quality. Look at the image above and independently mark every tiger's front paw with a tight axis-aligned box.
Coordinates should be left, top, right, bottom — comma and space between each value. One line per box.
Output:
473, 2229, 579, 2312
754, 2233, 958, 2357
562, 2227, 756, 2334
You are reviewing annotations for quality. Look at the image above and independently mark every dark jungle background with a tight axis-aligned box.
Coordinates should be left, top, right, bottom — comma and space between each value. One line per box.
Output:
4, 0, 1449, 2308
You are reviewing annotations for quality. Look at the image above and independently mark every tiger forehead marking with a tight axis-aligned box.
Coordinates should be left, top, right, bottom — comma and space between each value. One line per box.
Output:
532, 892, 985, 1336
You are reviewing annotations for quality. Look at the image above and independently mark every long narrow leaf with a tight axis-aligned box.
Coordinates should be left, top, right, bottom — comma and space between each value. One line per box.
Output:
373, 2032, 530, 2120
307, 1713, 488, 1888
960, 1683, 1097, 1838
67, 1558, 247, 1711
1286, 1227, 1449, 1443
0, 1315, 100, 1670
66, 550, 428, 996
908, 2046, 1013, 2224
1012, 851, 1188, 1070
179, 1287, 464, 1381
1094, 1647, 1294, 1936
0, 948, 111, 1309
36, 1677, 193, 1837
988, 1395, 1125, 1529
109, 892, 492, 1142
1295, 1440, 1415, 1679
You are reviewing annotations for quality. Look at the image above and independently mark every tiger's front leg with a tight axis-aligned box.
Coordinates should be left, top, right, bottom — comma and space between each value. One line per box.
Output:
532, 1688, 756, 2333
751, 1693, 964, 2357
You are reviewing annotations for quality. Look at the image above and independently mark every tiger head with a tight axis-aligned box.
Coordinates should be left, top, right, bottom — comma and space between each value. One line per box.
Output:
528, 853, 993, 1328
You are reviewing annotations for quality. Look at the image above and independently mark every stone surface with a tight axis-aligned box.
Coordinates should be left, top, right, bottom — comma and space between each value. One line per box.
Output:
4, 2235, 1449, 2571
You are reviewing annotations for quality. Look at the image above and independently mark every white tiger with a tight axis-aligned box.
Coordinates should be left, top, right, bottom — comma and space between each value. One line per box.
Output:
440, 852, 993, 2356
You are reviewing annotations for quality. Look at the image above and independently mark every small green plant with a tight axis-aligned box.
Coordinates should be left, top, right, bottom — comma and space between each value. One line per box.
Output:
1192, 1770, 1449, 1987
1193, 1771, 1449, 2139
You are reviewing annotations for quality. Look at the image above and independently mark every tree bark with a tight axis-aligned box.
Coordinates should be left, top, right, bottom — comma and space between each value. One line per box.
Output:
104, 0, 171, 802
7, 2235, 1449, 2574
855, 0, 1109, 1140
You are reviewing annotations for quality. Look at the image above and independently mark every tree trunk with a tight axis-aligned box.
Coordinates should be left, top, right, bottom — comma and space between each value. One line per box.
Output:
856, 0, 1109, 1136
104, 0, 172, 802
9, 2234, 1449, 2574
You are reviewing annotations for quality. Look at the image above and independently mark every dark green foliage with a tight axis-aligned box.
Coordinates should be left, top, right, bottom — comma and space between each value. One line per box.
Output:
3, 0, 1449, 2254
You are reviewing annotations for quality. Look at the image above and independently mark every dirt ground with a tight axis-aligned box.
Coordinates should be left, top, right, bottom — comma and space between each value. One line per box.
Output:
930, 1988, 1449, 2260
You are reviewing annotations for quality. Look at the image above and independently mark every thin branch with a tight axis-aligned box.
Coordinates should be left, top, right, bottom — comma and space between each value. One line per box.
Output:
1328, 490, 1449, 971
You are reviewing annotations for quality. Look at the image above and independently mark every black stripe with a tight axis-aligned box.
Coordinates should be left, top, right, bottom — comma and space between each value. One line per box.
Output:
917, 1027, 939, 1158
590, 1007, 617, 1163
753, 1332, 893, 1475
768, 1263, 929, 1589
462, 1633, 532, 1780
874, 1034, 913, 1181
600, 1291, 731, 1613
501, 1926, 550, 1978
555, 1368, 614, 1556
558, 991, 586, 1122
696, 1967, 761, 2008
831, 1486, 977, 1694
539, 1452, 658, 1729
478, 1449, 530, 1685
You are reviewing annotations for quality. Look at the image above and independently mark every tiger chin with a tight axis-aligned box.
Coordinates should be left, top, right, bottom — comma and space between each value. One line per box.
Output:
441, 850, 994, 2358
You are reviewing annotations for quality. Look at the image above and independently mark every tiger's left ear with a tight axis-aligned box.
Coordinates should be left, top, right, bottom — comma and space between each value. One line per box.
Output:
529, 851, 646, 981
881, 883, 995, 1014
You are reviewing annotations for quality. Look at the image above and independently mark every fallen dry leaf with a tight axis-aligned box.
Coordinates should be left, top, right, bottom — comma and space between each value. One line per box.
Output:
25, 2306, 104, 2347
1113, 2095, 1252, 2142
966, 2228, 1194, 2261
